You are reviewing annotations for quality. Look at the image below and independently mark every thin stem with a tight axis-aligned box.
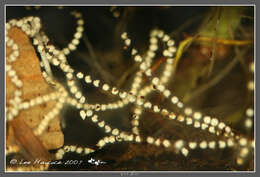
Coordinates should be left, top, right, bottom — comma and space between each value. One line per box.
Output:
207, 8, 221, 78
82, 34, 116, 85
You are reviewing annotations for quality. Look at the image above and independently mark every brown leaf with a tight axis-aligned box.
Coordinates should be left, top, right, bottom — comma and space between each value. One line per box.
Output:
6, 27, 64, 153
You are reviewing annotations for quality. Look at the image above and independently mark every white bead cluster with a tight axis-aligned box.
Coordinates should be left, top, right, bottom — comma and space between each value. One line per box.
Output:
233, 60, 255, 166
244, 61, 254, 130
236, 138, 254, 166
120, 30, 247, 154
147, 76, 237, 138
55, 145, 95, 160
74, 29, 252, 166
144, 137, 236, 157
30, 11, 85, 105
62, 11, 84, 55
96, 133, 142, 149
6, 9, 254, 171
128, 29, 176, 135
6, 66, 22, 121
6, 17, 42, 122
34, 83, 67, 136
6, 16, 69, 135
247, 61, 254, 91
245, 108, 254, 129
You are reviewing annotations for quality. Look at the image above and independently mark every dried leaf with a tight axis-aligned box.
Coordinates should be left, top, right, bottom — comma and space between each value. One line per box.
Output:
6, 27, 64, 151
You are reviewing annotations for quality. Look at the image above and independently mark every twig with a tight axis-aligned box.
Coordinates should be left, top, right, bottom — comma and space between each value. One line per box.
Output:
170, 14, 204, 39
228, 23, 247, 73
207, 8, 221, 78
116, 63, 139, 88
193, 36, 252, 46
172, 33, 200, 78
240, 15, 254, 20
